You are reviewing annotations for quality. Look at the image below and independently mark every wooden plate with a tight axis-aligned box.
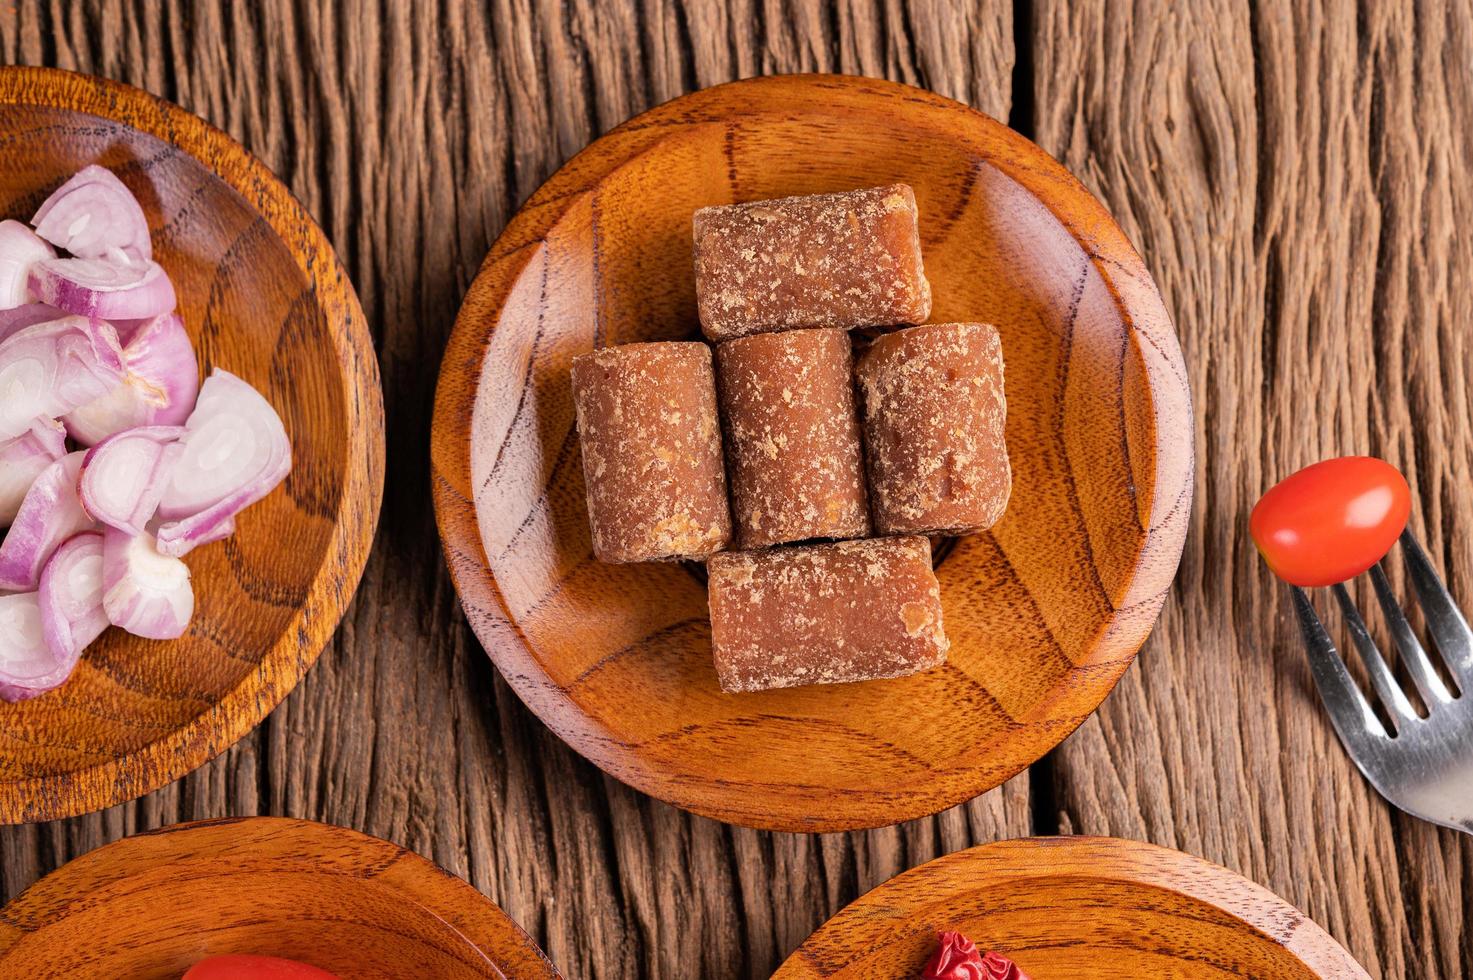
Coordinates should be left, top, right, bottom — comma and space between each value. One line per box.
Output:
0, 817, 559, 979
774, 837, 1369, 979
432, 75, 1192, 831
0, 68, 384, 822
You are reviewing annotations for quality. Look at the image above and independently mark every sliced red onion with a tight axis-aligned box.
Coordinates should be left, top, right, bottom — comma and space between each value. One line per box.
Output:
79, 426, 185, 535
31, 164, 152, 264
0, 220, 56, 310
101, 528, 193, 640
0, 592, 58, 703
0, 316, 125, 441
64, 313, 199, 445
0, 452, 96, 592
37, 531, 108, 680
0, 303, 65, 346
29, 257, 176, 321
0, 418, 66, 527
154, 370, 291, 556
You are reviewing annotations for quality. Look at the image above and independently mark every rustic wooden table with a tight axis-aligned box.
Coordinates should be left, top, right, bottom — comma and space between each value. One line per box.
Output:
1, 2, 1469, 978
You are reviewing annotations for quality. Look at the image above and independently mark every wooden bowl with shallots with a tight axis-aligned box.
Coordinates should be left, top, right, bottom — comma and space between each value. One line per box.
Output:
433, 74, 1193, 832
0, 68, 383, 822
0, 818, 559, 979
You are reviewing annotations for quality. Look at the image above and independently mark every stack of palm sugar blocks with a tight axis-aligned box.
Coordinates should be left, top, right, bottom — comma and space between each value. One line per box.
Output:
570, 184, 1010, 693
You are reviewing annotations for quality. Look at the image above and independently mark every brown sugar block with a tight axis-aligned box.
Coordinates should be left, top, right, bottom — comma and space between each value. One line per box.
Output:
856, 322, 1011, 535
571, 342, 732, 562
716, 328, 870, 548
692, 184, 932, 341
706, 536, 948, 693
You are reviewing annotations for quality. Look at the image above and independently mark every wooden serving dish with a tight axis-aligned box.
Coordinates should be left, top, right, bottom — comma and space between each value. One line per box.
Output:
433, 75, 1193, 831
0, 817, 559, 979
0, 68, 384, 822
774, 837, 1368, 979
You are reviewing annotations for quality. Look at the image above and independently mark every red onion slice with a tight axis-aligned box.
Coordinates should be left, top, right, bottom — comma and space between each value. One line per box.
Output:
29, 257, 176, 321
31, 165, 152, 264
101, 528, 193, 640
0, 452, 96, 592
0, 316, 125, 441
154, 370, 291, 556
64, 313, 200, 445
0, 303, 66, 346
0, 418, 66, 527
79, 426, 186, 535
0, 220, 56, 310
0, 592, 57, 703
37, 531, 108, 680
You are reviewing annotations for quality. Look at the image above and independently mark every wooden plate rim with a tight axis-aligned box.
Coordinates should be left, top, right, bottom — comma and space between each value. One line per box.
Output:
0, 66, 386, 824
773, 836, 1370, 979
0, 816, 560, 978
431, 73, 1194, 830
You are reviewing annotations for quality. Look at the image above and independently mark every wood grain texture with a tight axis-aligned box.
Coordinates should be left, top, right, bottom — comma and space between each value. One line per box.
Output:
773, 837, 1368, 978
0, 67, 384, 824
0, 817, 558, 978
1030, 2, 1473, 978
431, 72, 1190, 831
0, 4, 1033, 979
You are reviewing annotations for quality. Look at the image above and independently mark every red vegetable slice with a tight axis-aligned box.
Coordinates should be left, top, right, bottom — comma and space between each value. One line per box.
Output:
0, 417, 66, 527
182, 954, 340, 980
79, 425, 186, 535
65, 312, 200, 445
922, 931, 1030, 980
1250, 456, 1412, 588
0, 315, 125, 441
0, 452, 96, 592
101, 528, 193, 640
0, 219, 55, 309
31, 164, 152, 264
29, 256, 176, 321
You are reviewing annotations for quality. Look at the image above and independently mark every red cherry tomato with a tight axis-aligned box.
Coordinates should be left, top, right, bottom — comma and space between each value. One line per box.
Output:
183, 955, 340, 980
1250, 456, 1411, 587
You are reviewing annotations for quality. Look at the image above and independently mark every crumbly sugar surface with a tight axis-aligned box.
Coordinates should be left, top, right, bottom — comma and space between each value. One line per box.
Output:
856, 322, 1011, 535
692, 183, 932, 340
716, 328, 869, 548
571, 342, 732, 562
706, 536, 948, 692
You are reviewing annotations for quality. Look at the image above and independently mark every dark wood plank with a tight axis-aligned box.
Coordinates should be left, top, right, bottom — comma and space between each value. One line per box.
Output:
1030, 2, 1473, 978
0, 3, 1025, 978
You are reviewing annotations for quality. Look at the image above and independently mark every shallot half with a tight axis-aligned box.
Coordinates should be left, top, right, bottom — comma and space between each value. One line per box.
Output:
79, 426, 186, 535
0, 418, 66, 527
0, 316, 125, 441
0, 593, 53, 703
37, 531, 109, 683
29, 256, 176, 322
0, 452, 95, 591
0, 220, 55, 310
65, 312, 199, 445
32, 164, 152, 264
155, 370, 291, 557
102, 529, 193, 640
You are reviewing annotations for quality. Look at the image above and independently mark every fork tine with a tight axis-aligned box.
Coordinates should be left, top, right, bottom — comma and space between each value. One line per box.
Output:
1331, 583, 1417, 727
1399, 530, 1473, 687
1368, 563, 1455, 708
1292, 587, 1389, 746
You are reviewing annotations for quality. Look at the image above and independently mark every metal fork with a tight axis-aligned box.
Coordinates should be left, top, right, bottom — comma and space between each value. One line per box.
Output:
1292, 529, 1473, 833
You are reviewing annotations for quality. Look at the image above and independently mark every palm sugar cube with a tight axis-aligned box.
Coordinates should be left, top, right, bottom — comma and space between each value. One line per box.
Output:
707, 536, 948, 693
692, 183, 932, 341
716, 328, 869, 548
856, 322, 1011, 536
571, 342, 732, 562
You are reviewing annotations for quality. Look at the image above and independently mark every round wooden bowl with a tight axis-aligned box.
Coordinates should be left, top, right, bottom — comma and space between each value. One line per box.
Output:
774, 837, 1368, 979
0, 68, 384, 822
0, 817, 559, 979
433, 74, 1192, 831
